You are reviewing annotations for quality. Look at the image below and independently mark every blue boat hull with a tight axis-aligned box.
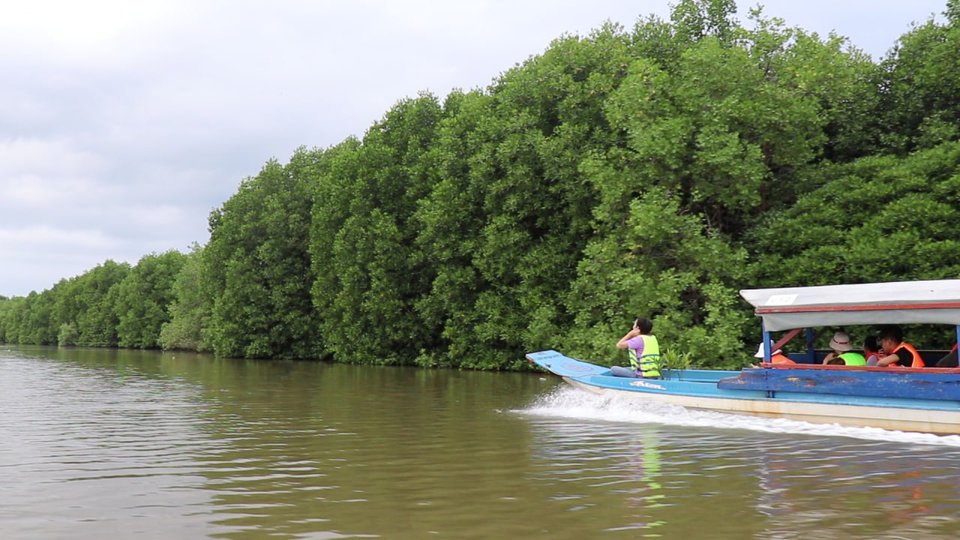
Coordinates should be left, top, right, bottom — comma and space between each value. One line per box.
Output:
527, 350, 960, 434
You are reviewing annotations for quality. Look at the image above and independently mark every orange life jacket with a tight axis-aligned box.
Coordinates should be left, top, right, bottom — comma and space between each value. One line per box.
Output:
892, 342, 924, 368
770, 352, 796, 365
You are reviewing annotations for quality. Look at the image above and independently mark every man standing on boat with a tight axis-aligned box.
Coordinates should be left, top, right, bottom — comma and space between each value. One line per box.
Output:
876, 326, 925, 368
612, 317, 661, 378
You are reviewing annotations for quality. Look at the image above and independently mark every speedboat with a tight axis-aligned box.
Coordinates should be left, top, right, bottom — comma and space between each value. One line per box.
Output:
528, 280, 960, 434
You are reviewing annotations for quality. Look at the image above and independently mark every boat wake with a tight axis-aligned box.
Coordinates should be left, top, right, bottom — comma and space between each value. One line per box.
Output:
520, 386, 960, 448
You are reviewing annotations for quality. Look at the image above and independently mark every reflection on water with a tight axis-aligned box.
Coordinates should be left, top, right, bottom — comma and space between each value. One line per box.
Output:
607, 430, 666, 534
2, 347, 960, 539
524, 386, 960, 539
1, 346, 549, 539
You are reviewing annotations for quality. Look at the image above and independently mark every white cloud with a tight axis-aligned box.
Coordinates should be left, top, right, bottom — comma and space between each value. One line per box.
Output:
0, 1, 187, 69
0, 225, 119, 252
0, 138, 104, 177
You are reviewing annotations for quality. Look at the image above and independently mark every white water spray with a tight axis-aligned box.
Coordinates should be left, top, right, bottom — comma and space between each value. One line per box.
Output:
520, 386, 960, 448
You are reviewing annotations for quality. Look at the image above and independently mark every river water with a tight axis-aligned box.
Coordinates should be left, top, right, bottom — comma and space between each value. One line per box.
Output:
2, 346, 959, 539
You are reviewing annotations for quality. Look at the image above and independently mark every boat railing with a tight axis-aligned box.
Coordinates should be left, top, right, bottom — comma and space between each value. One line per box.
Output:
759, 363, 960, 374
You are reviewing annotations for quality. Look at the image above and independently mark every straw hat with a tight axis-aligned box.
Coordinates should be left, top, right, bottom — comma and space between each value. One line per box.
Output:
754, 341, 782, 358
829, 331, 853, 352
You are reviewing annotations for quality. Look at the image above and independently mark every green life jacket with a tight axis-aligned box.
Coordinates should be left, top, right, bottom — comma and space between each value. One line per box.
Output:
629, 335, 661, 378
839, 351, 866, 366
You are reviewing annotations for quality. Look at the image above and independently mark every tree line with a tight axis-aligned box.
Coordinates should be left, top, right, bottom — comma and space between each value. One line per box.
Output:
2, 0, 959, 369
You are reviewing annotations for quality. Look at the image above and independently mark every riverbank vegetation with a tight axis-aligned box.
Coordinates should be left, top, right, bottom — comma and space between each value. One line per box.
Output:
2, 0, 959, 369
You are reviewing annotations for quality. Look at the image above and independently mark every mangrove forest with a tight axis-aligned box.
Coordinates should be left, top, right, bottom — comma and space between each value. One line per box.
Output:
2, 0, 960, 370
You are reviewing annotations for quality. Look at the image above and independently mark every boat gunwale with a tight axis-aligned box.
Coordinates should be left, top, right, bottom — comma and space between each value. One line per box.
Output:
756, 363, 960, 374
567, 374, 960, 411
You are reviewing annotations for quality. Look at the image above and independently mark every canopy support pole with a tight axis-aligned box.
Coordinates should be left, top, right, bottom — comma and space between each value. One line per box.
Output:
761, 326, 772, 362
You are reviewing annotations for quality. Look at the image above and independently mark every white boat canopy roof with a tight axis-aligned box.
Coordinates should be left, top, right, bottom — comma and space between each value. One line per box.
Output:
740, 280, 960, 331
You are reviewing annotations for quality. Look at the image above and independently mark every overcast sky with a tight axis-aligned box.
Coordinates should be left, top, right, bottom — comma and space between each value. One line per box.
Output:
0, 0, 948, 297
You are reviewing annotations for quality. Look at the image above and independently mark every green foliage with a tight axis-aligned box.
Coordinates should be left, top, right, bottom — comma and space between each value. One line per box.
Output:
74, 260, 130, 347
4, 3, 960, 371
411, 91, 493, 368
562, 188, 751, 369
0, 296, 24, 344
160, 244, 212, 352
660, 348, 693, 371
878, 10, 960, 153
410, 27, 642, 370
114, 251, 186, 349
670, 0, 738, 44
0, 297, 11, 343
0, 261, 130, 347
57, 323, 78, 347
310, 94, 443, 365
604, 32, 825, 234
749, 140, 960, 286
745, 11, 881, 162
205, 153, 324, 359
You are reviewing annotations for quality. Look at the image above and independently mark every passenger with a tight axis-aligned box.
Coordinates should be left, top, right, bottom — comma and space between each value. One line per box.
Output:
612, 317, 661, 378
876, 326, 925, 368
935, 343, 958, 368
822, 331, 866, 366
753, 340, 795, 365
864, 335, 882, 366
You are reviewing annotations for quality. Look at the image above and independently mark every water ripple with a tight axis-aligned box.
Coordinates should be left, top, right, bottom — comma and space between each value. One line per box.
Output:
5, 349, 960, 539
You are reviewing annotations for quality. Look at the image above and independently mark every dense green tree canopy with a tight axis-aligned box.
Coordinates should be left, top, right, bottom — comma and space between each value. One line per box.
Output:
309, 94, 444, 365
204, 155, 324, 359
114, 251, 186, 349
159, 244, 211, 352
3, 0, 959, 369
879, 1, 960, 153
